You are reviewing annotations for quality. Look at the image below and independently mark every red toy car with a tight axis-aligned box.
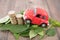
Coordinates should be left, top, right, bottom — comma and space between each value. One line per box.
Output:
23, 7, 49, 27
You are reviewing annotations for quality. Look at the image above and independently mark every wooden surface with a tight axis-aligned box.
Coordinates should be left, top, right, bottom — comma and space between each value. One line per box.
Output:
0, 0, 60, 40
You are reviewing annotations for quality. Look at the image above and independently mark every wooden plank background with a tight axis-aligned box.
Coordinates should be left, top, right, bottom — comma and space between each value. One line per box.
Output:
0, 0, 60, 40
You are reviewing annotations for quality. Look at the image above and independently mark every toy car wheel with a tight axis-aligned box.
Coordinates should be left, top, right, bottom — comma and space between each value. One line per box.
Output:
41, 23, 47, 28
25, 19, 31, 24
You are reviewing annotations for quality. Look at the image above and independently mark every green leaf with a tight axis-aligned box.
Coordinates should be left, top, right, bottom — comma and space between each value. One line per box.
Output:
54, 21, 60, 27
13, 33, 20, 40
38, 31, 44, 36
0, 24, 4, 27
0, 15, 10, 23
38, 31, 45, 39
0, 24, 29, 33
20, 29, 30, 37
34, 27, 44, 34
29, 30, 37, 39
49, 18, 60, 27
46, 27, 56, 36
29, 26, 45, 39
31, 25, 38, 28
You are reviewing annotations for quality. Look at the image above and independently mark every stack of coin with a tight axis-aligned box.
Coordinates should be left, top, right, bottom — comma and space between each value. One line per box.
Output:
8, 10, 17, 24
16, 14, 23, 24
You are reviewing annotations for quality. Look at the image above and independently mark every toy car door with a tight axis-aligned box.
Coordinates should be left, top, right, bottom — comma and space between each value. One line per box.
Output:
32, 14, 42, 25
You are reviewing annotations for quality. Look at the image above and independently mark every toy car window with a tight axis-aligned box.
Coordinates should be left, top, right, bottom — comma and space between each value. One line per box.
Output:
42, 16, 46, 19
36, 14, 41, 18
